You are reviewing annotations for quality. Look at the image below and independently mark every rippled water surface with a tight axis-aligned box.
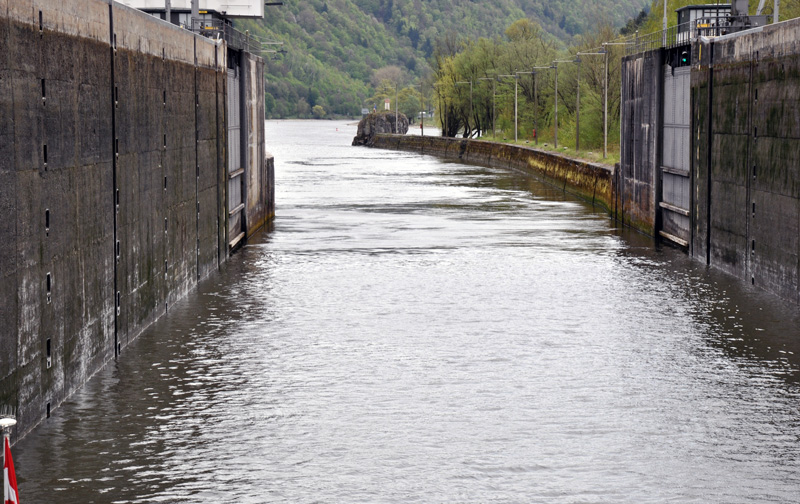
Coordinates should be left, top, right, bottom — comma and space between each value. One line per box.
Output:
15, 120, 800, 503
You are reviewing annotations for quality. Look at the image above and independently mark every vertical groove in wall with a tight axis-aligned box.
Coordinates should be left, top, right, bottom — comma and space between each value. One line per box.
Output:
194, 38, 199, 280
162, 45, 166, 316
240, 53, 247, 237
162, 43, 167, 316
223, 51, 229, 254
655, 51, 665, 238
746, 42, 754, 282
706, 42, 714, 265
215, 45, 221, 269
689, 67, 695, 258
109, 5, 118, 360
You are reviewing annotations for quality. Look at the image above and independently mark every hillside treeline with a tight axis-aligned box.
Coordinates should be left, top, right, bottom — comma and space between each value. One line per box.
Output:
431, 19, 623, 152
240, 0, 798, 127
237, 0, 650, 119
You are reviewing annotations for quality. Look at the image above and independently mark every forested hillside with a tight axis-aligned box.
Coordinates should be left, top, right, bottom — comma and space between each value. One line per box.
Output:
237, 0, 650, 118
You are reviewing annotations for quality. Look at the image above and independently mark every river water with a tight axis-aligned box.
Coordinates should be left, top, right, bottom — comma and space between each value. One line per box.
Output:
14, 120, 800, 503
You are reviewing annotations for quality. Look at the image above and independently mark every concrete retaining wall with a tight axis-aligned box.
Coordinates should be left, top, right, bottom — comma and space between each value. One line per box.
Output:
694, 19, 800, 303
618, 17, 800, 305
0, 0, 272, 438
371, 135, 616, 214
244, 52, 272, 235
619, 50, 663, 236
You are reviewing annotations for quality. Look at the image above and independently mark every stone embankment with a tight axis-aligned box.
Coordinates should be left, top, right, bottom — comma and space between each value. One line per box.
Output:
370, 135, 617, 215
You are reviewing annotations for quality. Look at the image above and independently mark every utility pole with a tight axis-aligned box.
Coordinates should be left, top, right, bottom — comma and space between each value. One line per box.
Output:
604, 48, 608, 158
191, 0, 199, 30
530, 66, 552, 146
552, 60, 577, 150
443, 85, 449, 137
420, 82, 424, 137
534, 72, 538, 145
433, 83, 448, 137
516, 71, 535, 142
455, 80, 473, 137
492, 79, 496, 138
576, 58, 581, 151
554, 64, 558, 148
478, 77, 496, 138
600, 41, 633, 158
469, 80, 473, 136
395, 82, 398, 134
514, 75, 518, 142
165, 0, 171, 24
497, 74, 517, 141
516, 69, 548, 143
576, 50, 606, 155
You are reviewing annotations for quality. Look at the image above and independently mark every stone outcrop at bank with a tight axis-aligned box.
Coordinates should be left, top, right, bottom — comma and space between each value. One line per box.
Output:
352, 112, 410, 146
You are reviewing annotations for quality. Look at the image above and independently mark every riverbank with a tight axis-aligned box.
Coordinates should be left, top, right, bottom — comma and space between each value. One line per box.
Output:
475, 135, 621, 166
369, 134, 618, 219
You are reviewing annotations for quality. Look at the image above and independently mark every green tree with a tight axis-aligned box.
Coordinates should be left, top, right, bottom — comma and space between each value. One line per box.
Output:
312, 104, 327, 119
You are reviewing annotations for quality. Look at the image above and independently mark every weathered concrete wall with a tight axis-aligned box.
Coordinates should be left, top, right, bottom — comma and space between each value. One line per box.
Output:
619, 49, 663, 236
0, 0, 16, 418
618, 18, 800, 304
371, 135, 615, 213
693, 19, 800, 303
244, 52, 271, 236
0, 0, 272, 438
3, 0, 117, 435
692, 43, 712, 264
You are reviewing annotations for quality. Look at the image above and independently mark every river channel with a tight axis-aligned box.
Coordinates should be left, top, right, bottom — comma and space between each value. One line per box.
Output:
14, 120, 800, 503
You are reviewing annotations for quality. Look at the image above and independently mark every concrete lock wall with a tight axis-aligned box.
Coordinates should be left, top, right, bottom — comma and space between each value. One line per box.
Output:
244, 52, 273, 235
371, 135, 616, 214
0, 0, 272, 438
693, 19, 800, 303
618, 17, 800, 305
619, 49, 663, 236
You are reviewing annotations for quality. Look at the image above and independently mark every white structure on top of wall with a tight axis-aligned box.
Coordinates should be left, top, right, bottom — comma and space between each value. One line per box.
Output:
125, 0, 264, 19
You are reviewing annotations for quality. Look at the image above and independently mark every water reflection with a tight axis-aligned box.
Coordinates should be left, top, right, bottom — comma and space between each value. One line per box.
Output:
15, 120, 800, 503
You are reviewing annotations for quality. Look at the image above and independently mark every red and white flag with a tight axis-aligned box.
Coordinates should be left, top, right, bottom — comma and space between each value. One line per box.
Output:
3, 437, 19, 504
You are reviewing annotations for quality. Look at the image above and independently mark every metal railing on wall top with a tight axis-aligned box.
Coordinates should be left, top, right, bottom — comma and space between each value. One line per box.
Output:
625, 16, 770, 56
191, 18, 264, 54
